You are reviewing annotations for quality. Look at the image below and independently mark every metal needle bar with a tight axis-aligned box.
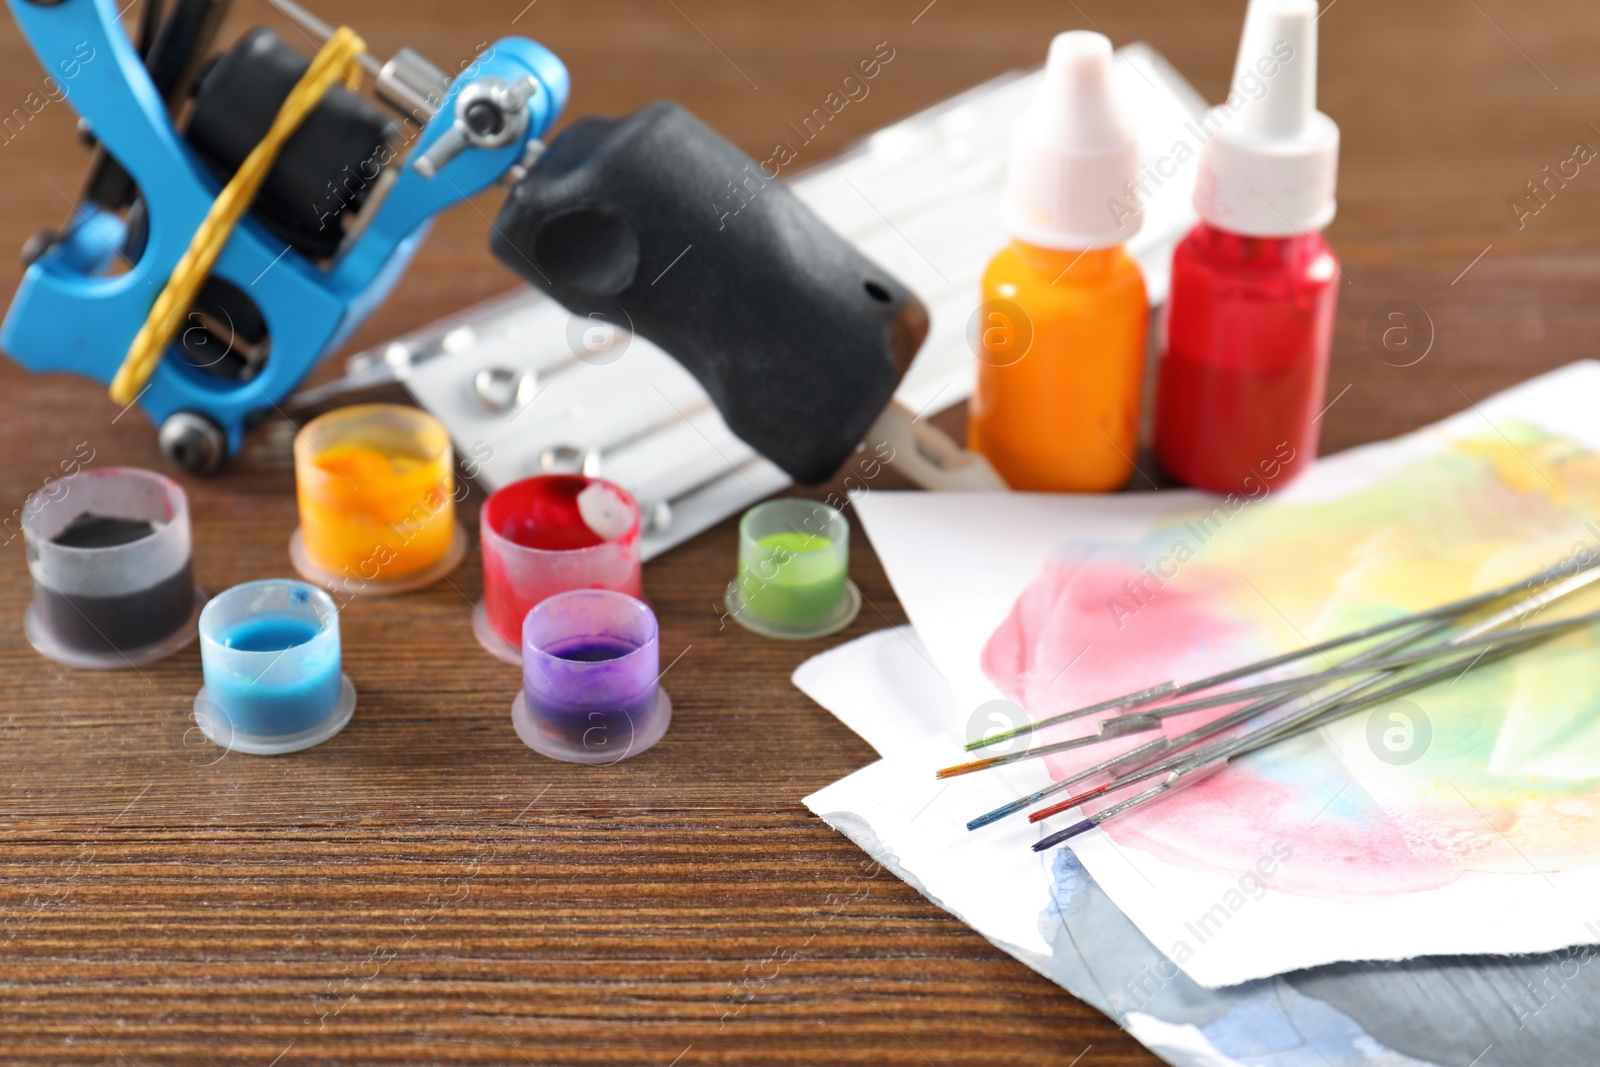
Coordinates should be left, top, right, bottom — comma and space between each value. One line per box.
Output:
1102, 614, 1566, 810
937, 714, 1160, 779
963, 615, 1451, 830
1073, 605, 1600, 736
966, 554, 1600, 752
264, 0, 385, 77
1030, 607, 1581, 850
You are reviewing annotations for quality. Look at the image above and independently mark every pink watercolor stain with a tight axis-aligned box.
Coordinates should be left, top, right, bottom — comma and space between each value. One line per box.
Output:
983, 549, 1457, 898
982, 552, 1263, 725
1100, 746, 1455, 897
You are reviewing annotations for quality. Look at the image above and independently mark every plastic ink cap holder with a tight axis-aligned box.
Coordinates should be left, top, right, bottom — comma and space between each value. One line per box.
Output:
512, 590, 672, 764
475, 474, 643, 665
290, 404, 468, 596
22, 467, 205, 669
195, 579, 356, 755
725, 499, 860, 640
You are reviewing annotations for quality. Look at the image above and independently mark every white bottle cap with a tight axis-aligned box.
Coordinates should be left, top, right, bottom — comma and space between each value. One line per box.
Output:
1229, 0, 1272, 97
1194, 0, 1339, 237
1003, 31, 1142, 250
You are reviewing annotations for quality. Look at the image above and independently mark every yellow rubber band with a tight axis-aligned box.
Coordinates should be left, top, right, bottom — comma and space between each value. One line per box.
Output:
109, 27, 368, 408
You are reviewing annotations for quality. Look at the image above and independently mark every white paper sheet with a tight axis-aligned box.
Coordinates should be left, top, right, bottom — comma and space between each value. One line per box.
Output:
851, 361, 1600, 989
798, 627, 1443, 1067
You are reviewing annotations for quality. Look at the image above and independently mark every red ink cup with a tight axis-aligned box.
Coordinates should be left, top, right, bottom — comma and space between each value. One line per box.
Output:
511, 589, 671, 764
22, 468, 206, 669
474, 474, 643, 665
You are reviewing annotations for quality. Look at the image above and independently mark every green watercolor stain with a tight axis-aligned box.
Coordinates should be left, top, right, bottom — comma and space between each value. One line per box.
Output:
1142, 421, 1600, 799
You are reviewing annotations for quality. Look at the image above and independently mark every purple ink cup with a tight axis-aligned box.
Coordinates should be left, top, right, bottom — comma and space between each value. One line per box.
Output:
511, 590, 672, 764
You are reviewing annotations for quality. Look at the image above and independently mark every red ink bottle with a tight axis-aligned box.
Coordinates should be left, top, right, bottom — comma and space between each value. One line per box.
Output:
1153, 0, 1340, 494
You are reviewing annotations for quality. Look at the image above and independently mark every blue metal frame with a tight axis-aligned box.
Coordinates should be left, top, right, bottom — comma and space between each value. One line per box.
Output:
0, 0, 568, 453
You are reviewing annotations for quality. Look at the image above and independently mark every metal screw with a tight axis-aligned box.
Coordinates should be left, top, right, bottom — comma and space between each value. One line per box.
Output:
538, 445, 601, 476
643, 499, 672, 534
159, 412, 227, 474
465, 99, 505, 137
473, 366, 538, 413
20, 229, 55, 268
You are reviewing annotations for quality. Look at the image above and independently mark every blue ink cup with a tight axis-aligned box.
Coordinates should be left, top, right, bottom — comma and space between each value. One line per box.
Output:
194, 579, 356, 755
511, 589, 671, 764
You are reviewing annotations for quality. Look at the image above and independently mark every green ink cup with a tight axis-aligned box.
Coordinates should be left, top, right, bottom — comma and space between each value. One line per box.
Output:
725, 499, 860, 640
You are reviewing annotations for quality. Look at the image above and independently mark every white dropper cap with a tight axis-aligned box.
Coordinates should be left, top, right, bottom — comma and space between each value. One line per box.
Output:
1229, 0, 1272, 98
1194, 0, 1339, 236
1004, 31, 1142, 250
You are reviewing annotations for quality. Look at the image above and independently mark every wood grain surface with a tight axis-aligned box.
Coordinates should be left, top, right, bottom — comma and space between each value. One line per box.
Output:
1, 0, 1598, 1063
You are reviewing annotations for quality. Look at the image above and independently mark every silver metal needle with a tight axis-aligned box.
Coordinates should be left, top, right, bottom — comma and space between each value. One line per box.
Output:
968, 554, 1600, 753
263, 0, 385, 78
1029, 569, 1600, 849
963, 616, 1449, 830
952, 604, 1600, 783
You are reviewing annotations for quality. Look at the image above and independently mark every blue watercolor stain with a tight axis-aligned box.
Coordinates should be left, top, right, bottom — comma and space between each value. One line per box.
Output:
1202, 979, 1434, 1066
1047, 847, 1084, 921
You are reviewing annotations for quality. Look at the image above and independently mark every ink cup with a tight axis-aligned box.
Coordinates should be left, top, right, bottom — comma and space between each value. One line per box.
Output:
475, 474, 643, 665
512, 589, 671, 764
290, 404, 468, 596
725, 499, 860, 640
23, 467, 205, 669
194, 579, 356, 755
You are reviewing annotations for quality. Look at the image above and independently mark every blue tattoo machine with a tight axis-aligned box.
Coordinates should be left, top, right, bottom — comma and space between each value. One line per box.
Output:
1, 0, 927, 483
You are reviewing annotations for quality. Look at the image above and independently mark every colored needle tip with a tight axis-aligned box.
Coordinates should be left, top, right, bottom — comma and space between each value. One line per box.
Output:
1033, 819, 1096, 851
937, 726, 1149, 779
1029, 784, 1110, 823
967, 792, 1055, 830
966, 807, 1018, 831
937, 753, 1013, 779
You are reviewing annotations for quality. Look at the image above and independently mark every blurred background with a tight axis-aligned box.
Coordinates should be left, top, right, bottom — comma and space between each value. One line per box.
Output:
2, 0, 1598, 473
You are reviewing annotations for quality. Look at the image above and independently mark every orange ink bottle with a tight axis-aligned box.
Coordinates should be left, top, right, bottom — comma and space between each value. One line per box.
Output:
968, 31, 1148, 492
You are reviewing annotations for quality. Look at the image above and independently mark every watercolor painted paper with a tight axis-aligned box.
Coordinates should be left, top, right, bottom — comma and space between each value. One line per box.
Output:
799, 626, 1600, 1067
852, 361, 1600, 988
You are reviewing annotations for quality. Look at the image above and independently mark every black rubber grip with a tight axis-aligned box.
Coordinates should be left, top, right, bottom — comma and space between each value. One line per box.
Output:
491, 102, 928, 485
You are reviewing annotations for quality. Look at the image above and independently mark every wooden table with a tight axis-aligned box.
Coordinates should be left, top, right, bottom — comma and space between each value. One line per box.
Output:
1, 0, 1595, 1062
